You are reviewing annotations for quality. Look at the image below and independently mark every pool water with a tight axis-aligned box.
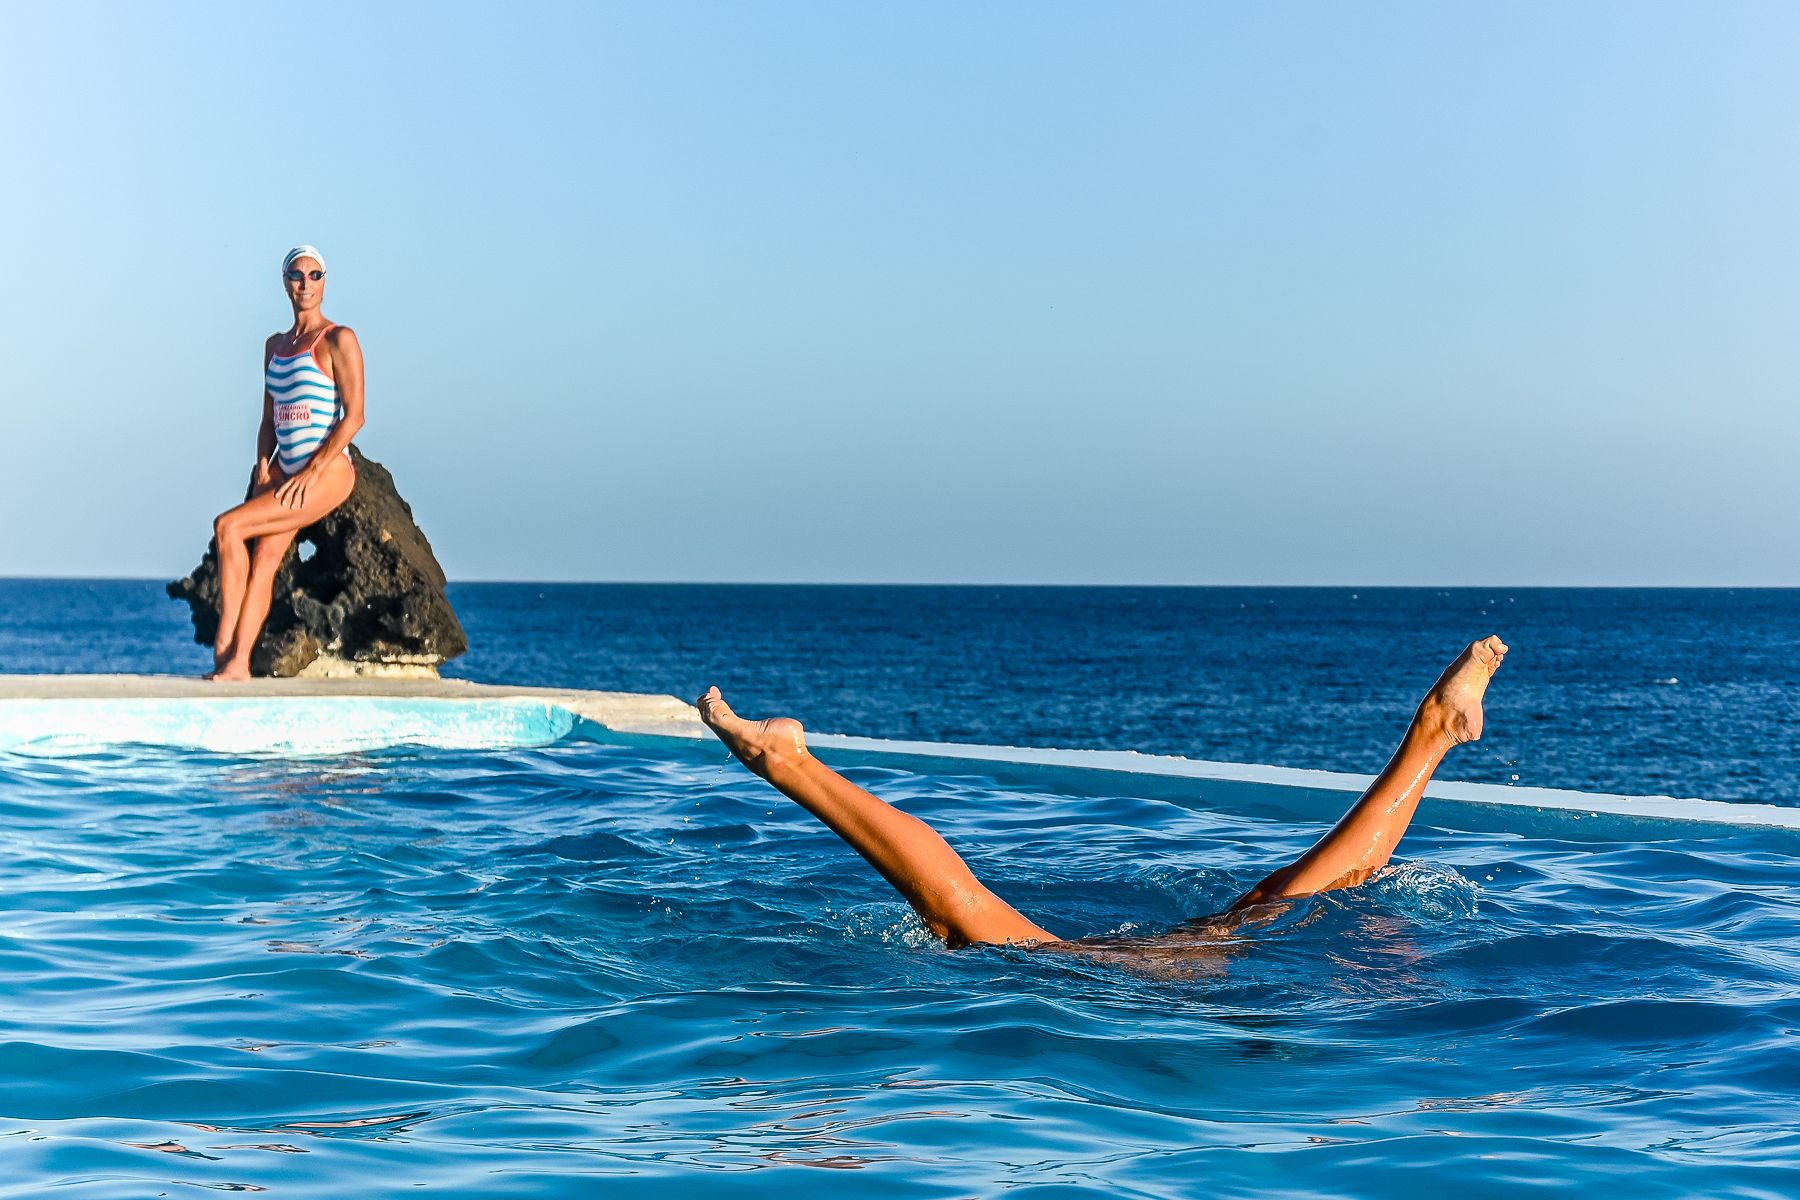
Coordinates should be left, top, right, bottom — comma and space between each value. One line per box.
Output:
1, 734, 1797, 1197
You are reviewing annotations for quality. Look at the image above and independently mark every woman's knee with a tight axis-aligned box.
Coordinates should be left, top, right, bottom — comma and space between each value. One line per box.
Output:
214, 508, 255, 547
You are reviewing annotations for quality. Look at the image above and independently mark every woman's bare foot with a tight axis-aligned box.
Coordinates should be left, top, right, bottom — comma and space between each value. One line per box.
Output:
1414, 635, 1508, 746
695, 687, 808, 778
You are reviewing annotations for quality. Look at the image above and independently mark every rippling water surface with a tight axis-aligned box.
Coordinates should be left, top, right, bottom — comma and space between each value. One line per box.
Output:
3, 737, 1796, 1196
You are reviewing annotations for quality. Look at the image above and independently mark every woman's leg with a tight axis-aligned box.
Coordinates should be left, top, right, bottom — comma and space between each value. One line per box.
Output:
697, 688, 1059, 948
212, 469, 281, 671
209, 456, 355, 681
216, 529, 298, 673
1227, 636, 1507, 912
211, 521, 253, 672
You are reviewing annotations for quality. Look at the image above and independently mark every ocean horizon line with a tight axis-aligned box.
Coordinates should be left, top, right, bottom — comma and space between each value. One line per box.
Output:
4, 575, 1800, 592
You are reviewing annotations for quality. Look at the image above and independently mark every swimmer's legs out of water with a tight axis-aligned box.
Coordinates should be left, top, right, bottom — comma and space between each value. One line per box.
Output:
696, 690, 1058, 947
1225, 635, 1506, 911
698, 636, 1507, 948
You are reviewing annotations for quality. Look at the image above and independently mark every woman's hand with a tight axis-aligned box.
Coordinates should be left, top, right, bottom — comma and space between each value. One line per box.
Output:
254, 457, 274, 488
274, 466, 318, 510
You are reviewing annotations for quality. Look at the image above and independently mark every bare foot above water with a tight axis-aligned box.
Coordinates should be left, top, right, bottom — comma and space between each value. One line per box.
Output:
1416, 635, 1508, 746
695, 686, 809, 777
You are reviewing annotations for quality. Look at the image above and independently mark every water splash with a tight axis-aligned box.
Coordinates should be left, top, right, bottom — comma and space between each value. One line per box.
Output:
1368, 861, 1481, 921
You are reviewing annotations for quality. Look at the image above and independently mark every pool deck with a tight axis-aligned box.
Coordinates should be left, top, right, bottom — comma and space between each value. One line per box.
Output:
4, 675, 1798, 833
0, 674, 705, 737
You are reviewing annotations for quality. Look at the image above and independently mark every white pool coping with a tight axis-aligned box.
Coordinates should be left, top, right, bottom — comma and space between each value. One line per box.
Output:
3, 675, 1797, 832
0, 673, 700, 735
794, 733, 1800, 832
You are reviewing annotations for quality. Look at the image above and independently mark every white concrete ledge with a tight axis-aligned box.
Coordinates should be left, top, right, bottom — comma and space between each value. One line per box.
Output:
0, 673, 704, 737
4, 675, 1796, 833
792, 733, 1800, 833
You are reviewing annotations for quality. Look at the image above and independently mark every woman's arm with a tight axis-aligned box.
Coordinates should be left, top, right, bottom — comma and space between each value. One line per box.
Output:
274, 326, 366, 509
255, 335, 278, 487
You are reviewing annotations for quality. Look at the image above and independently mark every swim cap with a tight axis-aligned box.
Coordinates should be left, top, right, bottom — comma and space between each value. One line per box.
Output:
282, 245, 327, 273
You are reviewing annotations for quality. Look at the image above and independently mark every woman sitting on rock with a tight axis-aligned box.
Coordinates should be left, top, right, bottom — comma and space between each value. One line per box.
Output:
207, 245, 364, 680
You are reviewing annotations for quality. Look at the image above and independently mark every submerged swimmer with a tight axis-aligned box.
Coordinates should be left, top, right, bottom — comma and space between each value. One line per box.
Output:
698, 636, 1507, 951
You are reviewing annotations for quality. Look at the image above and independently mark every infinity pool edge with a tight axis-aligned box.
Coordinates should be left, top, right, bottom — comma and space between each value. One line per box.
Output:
3, 675, 1793, 835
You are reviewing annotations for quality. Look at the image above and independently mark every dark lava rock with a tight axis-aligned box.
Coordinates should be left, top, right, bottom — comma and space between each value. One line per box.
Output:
168, 447, 468, 676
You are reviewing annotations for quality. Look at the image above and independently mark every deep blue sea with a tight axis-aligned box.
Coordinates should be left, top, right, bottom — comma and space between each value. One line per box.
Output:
1, 581, 1798, 1196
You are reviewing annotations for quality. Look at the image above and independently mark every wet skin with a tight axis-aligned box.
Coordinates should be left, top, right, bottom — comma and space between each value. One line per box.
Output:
697, 637, 1508, 956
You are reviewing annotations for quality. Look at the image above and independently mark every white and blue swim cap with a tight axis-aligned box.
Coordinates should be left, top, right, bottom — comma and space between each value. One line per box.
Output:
282, 244, 327, 273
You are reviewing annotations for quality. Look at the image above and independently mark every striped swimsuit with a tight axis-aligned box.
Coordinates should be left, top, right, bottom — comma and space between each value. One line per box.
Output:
267, 325, 350, 475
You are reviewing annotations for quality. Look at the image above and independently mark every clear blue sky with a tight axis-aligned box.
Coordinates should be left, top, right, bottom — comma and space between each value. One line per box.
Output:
5, 2, 1796, 584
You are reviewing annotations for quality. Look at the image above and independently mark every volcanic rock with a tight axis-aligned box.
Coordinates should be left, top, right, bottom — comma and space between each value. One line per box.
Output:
168, 447, 468, 677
